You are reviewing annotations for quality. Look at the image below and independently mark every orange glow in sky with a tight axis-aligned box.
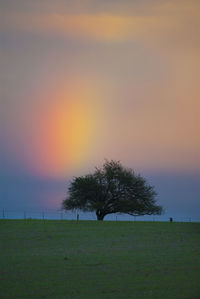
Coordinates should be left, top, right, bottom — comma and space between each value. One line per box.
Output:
23, 81, 100, 179
2, 0, 200, 179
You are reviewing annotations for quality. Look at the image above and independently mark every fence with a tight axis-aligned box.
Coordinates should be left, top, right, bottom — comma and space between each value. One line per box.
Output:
0, 209, 199, 222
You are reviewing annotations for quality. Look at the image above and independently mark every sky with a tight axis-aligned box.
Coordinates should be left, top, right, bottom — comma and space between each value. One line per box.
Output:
1, 0, 200, 220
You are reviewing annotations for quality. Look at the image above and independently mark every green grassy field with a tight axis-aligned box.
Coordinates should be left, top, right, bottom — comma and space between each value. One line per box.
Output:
0, 220, 199, 299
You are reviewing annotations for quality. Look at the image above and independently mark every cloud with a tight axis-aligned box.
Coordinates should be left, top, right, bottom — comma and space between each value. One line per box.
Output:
2, 12, 133, 42
2, 0, 200, 45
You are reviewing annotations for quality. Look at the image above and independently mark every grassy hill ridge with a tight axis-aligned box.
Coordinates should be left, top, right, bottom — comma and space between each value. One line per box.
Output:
0, 220, 200, 298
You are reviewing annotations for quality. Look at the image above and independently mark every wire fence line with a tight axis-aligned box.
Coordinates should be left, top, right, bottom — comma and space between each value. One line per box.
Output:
0, 209, 198, 223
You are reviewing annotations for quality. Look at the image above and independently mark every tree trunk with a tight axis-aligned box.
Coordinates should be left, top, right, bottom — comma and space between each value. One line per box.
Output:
96, 210, 105, 221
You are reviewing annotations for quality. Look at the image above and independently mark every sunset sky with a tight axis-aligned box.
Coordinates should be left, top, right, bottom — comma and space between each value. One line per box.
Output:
1, 0, 200, 219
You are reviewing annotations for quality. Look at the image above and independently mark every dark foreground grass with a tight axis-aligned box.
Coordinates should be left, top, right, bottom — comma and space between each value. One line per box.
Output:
0, 220, 200, 299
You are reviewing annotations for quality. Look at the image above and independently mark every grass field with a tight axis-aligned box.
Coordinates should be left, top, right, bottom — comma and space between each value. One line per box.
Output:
0, 220, 200, 298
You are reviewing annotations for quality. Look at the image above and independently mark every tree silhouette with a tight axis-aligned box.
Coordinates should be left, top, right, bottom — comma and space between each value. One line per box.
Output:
62, 160, 163, 220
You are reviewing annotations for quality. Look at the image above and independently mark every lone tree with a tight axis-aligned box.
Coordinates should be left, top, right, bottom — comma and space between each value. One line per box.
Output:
62, 160, 163, 221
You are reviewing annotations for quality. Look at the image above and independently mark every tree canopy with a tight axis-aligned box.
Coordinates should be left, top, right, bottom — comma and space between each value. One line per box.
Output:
62, 160, 163, 220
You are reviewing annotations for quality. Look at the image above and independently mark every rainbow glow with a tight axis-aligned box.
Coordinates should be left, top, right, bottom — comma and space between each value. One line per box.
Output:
22, 80, 101, 179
